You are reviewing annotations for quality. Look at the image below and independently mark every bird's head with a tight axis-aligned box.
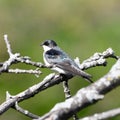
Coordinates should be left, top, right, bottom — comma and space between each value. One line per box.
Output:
41, 40, 57, 51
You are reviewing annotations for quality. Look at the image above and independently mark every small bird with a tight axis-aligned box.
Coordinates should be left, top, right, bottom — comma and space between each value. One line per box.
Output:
41, 40, 93, 83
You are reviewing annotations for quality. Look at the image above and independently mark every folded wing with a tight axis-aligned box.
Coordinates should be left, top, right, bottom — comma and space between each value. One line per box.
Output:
45, 49, 93, 83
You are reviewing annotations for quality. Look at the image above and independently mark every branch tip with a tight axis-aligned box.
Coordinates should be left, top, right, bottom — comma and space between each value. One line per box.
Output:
4, 34, 8, 40
6, 91, 12, 100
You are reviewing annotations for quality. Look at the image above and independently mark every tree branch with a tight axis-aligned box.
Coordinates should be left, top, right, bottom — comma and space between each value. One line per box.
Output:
4, 34, 13, 56
8, 68, 41, 76
35, 59, 120, 120
14, 102, 39, 119
6, 91, 40, 119
0, 73, 56, 115
0, 34, 116, 75
80, 48, 118, 70
0, 34, 44, 74
63, 80, 78, 120
80, 107, 120, 120
0, 34, 120, 120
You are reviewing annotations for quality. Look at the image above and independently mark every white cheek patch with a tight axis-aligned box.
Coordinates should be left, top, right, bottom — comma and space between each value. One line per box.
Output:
43, 45, 51, 51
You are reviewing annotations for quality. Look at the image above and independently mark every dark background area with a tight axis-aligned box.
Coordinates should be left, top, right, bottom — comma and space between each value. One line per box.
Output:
0, 0, 120, 120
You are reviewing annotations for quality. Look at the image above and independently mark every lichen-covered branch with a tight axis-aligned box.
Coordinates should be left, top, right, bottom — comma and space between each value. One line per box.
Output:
62, 80, 78, 120
80, 48, 118, 70
0, 35, 117, 75
35, 59, 120, 120
14, 102, 39, 119
80, 107, 120, 120
0, 34, 120, 120
0, 73, 56, 114
0, 35, 43, 75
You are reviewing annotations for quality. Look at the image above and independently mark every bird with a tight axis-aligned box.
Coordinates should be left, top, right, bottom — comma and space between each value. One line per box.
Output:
41, 40, 93, 83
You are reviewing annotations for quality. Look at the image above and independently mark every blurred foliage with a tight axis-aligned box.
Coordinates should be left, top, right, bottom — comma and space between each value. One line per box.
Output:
0, 0, 120, 120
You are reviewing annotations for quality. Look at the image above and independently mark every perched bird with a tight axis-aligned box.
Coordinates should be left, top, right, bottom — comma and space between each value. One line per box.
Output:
41, 40, 93, 83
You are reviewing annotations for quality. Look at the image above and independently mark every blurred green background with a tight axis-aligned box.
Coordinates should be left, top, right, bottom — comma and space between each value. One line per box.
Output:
0, 0, 120, 120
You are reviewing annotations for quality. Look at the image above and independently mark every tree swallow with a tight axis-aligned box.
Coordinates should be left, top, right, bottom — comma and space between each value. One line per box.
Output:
41, 40, 93, 83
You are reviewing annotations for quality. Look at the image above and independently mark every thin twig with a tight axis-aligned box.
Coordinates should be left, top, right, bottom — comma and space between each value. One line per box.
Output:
0, 34, 44, 74
0, 34, 119, 120
4, 34, 13, 56
0, 73, 56, 115
6, 92, 40, 119
80, 107, 120, 120
63, 80, 71, 99
35, 59, 120, 120
63, 80, 78, 120
15, 56, 45, 68
8, 68, 42, 76
80, 48, 117, 70
14, 102, 39, 119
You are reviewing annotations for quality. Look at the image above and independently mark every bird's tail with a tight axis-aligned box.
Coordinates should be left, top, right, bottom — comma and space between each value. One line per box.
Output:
72, 68, 93, 83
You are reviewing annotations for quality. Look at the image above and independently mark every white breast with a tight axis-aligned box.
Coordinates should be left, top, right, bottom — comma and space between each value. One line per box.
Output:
43, 53, 50, 66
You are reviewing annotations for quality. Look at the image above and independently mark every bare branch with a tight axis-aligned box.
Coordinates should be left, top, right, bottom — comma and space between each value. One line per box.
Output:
4, 34, 13, 56
80, 107, 120, 120
0, 57, 120, 118
8, 68, 42, 76
0, 34, 117, 75
63, 80, 71, 99
0, 34, 43, 74
15, 56, 45, 68
80, 48, 117, 70
6, 91, 40, 119
14, 102, 39, 119
0, 73, 56, 115
0, 53, 20, 73
0, 34, 120, 120
35, 59, 120, 120
63, 80, 78, 120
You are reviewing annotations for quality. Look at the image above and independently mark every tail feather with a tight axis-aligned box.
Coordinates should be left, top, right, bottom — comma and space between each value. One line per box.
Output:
76, 69, 93, 83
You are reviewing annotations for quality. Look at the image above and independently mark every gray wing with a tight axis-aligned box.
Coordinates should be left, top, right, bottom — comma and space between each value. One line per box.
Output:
45, 49, 92, 83
56, 60, 92, 82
